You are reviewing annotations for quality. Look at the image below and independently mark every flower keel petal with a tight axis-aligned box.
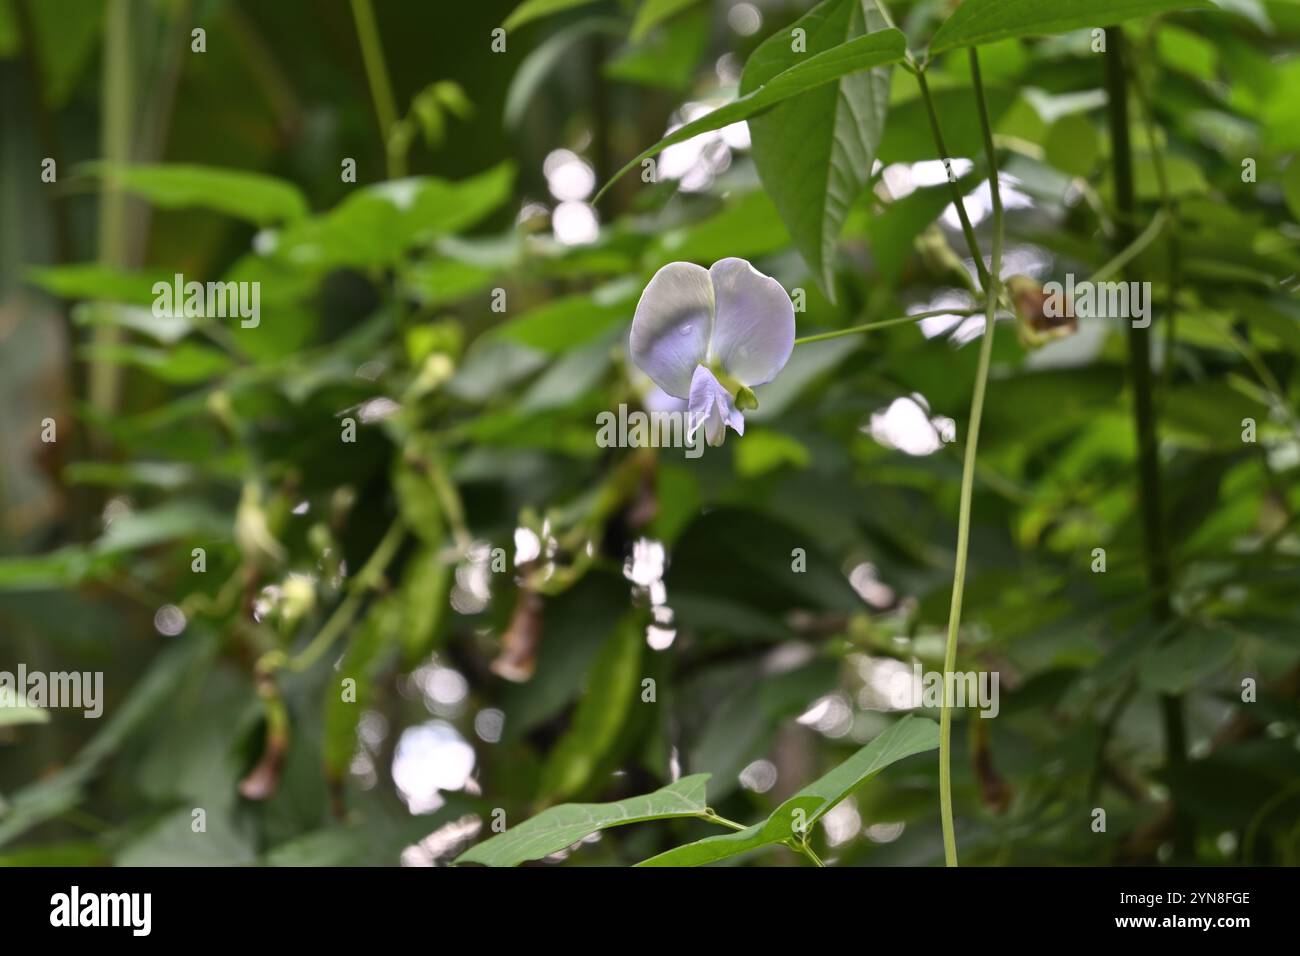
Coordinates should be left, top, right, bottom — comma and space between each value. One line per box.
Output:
688, 364, 743, 447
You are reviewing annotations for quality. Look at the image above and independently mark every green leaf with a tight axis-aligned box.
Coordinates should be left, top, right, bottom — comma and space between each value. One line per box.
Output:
646, 190, 790, 268
596, 27, 907, 200
116, 806, 256, 866
928, 0, 1214, 56
276, 165, 514, 270
1044, 113, 1100, 178
498, 573, 631, 740
93, 500, 229, 554
324, 597, 402, 779
72, 301, 192, 345
454, 773, 711, 866
27, 0, 102, 106
638, 715, 938, 866
537, 614, 644, 803
690, 659, 839, 802
86, 163, 309, 225
734, 429, 812, 477
0, 548, 104, 591
1139, 628, 1236, 694
80, 341, 233, 385
792, 714, 939, 823
446, 338, 547, 402
1155, 24, 1218, 80
861, 172, 979, 281
518, 335, 616, 412
1281, 161, 1300, 223
401, 259, 497, 306
742, 0, 893, 296
265, 794, 481, 866
494, 283, 637, 353
407, 163, 516, 237
503, 0, 601, 32
0, 632, 217, 848
638, 795, 825, 867
399, 546, 452, 663
875, 85, 1015, 164
64, 460, 196, 490
0, 842, 106, 867
393, 456, 445, 546
630, 0, 701, 41
1129, 153, 1209, 200
26, 264, 164, 305
505, 20, 622, 128
607, 5, 709, 91
276, 190, 406, 270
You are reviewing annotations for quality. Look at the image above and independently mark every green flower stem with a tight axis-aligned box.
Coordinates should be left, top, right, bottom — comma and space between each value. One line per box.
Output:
89, 0, 133, 427
875, 0, 986, 287
915, 68, 990, 291
870, 0, 919, 72
350, 0, 403, 179
1089, 209, 1168, 284
699, 810, 746, 832
793, 307, 982, 346
426, 452, 473, 553
795, 840, 826, 867
936, 48, 1004, 869
701, 810, 824, 866
263, 517, 407, 675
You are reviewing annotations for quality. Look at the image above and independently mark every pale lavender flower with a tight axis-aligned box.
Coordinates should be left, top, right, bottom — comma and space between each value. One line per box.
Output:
628, 258, 794, 446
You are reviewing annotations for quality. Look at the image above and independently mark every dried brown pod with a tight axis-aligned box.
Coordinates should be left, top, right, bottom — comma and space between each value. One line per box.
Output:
1006, 274, 1077, 347
491, 589, 545, 682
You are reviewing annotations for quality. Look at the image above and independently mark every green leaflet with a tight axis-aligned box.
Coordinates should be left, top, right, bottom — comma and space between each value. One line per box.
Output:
637, 795, 825, 868
629, 0, 701, 41
399, 546, 452, 664
1139, 628, 1237, 695
275, 164, 515, 270
85, 163, 308, 225
928, 0, 1214, 56
536, 615, 644, 803
493, 286, 638, 353
595, 27, 907, 201
26, 264, 166, 305
1284, 161, 1300, 223
638, 715, 939, 866
0, 632, 218, 848
503, 0, 602, 32
323, 597, 402, 781
504, 19, 622, 129
742, 0, 893, 298
608, 5, 709, 91
454, 774, 711, 866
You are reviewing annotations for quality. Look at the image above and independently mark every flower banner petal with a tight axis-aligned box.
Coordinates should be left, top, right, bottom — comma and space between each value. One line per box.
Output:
629, 262, 714, 398
707, 258, 795, 387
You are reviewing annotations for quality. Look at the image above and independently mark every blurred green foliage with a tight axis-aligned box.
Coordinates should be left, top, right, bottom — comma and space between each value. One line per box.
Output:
0, 0, 1298, 867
